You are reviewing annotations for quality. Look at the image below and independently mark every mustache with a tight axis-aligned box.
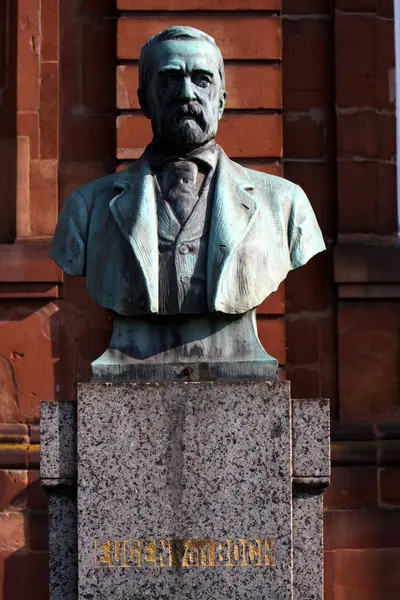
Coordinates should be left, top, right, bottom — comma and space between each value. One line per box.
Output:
172, 103, 206, 126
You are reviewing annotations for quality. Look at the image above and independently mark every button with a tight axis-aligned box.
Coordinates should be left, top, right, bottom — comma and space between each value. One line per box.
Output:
181, 275, 190, 285
179, 244, 190, 255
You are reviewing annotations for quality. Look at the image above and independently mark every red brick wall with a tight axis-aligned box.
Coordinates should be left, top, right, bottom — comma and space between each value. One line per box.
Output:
0, 1, 117, 594
282, 2, 400, 598
283, 0, 337, 409
0, 0, 399, 598
330, 1, 399, 596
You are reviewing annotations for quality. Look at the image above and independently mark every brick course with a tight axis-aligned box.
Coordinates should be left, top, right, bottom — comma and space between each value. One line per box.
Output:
0, 0, 398, 598
117, 16, 281, 60
117, 64, 282, 111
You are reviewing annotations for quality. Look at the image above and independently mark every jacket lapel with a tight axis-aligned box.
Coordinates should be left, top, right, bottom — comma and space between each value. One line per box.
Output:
110, 156, 159, 313
109, 149, 259, 314
207, 150, 259, 309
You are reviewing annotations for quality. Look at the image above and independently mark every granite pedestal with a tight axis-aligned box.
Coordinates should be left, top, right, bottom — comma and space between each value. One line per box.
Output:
40, 381, 330, 600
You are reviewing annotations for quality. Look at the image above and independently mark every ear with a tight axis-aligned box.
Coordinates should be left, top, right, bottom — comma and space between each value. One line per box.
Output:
138, 88, 151, 119
218, 91, 226, 120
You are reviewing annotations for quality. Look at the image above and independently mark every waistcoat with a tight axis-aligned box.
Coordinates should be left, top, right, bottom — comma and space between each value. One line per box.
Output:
156, 163, 214, 314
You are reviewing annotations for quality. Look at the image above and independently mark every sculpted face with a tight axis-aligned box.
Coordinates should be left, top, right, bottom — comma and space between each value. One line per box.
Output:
142, 39, 226, 150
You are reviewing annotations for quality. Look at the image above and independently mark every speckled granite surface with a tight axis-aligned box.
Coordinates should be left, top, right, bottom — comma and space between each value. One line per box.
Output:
292, 399, 330, 479
49, 493, 78, 600
40, 383, 330, 600
291, 399, 329, 600
40, 401, 76, 485
77, 381, 293, 600
293, 490, 323, 600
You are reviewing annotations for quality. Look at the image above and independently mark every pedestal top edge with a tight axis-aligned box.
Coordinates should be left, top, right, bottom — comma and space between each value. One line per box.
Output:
77, 379, 290, 391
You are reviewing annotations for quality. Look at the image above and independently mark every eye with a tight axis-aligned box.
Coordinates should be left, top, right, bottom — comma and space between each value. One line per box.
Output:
192, 72, 212, 87
160, 71, 182, 84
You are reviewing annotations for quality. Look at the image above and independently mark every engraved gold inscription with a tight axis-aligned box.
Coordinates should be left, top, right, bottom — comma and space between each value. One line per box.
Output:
94, 538, 276, 568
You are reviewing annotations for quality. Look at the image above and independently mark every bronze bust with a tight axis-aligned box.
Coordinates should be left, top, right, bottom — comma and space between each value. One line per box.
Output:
50, 26, 325, 381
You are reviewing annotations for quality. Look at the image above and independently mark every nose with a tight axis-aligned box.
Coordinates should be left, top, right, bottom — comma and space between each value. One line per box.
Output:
179, 76, 196, 102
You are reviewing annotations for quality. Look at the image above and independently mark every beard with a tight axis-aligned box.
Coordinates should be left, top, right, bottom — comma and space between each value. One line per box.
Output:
152, 103, 219, 149
171, 118, 206, 145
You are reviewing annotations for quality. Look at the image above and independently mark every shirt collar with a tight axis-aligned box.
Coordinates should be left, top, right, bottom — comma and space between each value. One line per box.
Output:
148, 139, 219, 172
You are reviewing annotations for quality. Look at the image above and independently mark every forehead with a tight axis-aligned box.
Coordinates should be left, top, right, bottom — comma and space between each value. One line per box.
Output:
152, 39, 220, 73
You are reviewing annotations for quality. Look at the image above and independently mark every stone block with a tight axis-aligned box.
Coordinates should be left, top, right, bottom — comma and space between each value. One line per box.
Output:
118, 0, 280, 8
39, 383, 330, 599
40, 401, 76, 486
293, 491, 323, 600
291, 398, 329, 600
49, 493, 78, 600
292, 398, 330, 480
78, 381, 293, 599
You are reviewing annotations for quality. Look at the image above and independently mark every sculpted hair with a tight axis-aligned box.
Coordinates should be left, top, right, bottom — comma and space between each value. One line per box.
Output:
138, 26, 226, 99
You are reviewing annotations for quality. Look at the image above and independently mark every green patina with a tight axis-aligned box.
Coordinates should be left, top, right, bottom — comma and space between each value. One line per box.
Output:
49, 26, 325, 380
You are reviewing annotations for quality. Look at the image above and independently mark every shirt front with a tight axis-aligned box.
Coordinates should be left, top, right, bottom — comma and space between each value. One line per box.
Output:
149, 141, 219, 315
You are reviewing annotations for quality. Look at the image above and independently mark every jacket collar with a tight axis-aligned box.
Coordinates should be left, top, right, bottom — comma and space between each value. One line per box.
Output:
110, 146, 259, 312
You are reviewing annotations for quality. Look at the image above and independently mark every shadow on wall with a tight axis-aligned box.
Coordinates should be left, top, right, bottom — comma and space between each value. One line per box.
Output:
0, 0, 117, 417
0, 286, 112, 424
49, 275, 113, 401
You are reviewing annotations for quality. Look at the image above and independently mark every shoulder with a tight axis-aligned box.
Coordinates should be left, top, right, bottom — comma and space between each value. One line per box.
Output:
71, 171, 122, 205
218, 150, 301, 199
69, 153, 150, 205
239, 164, 302, 199
235, 162, 321, 234
239, 162, 325, 267
229, 160, 308, 218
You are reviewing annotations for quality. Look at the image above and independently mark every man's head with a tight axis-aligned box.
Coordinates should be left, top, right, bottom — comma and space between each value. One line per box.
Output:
138, 26, 226, 151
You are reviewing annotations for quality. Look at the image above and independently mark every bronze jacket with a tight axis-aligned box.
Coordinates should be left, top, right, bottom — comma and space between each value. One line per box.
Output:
50, 146, 325, 315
